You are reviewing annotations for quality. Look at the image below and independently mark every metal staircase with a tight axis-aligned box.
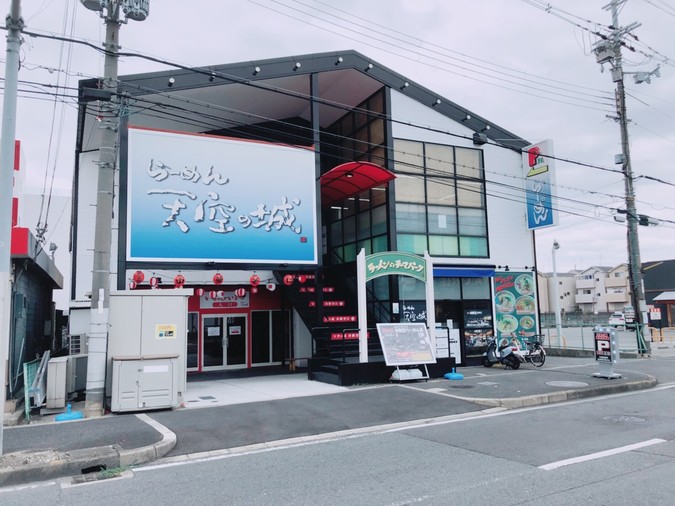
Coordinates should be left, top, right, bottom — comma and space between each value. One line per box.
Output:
274, 268, 384, 384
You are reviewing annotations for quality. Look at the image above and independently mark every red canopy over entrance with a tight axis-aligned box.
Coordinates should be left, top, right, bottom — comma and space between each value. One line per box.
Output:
320, 161, 396, 206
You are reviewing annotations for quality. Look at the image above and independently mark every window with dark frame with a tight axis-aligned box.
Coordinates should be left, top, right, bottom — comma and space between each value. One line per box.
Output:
393, 138, 488, 258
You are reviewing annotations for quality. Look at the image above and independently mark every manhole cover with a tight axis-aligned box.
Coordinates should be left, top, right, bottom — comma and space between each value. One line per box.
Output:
603, 415, 646, 423
546, 381, 590, 388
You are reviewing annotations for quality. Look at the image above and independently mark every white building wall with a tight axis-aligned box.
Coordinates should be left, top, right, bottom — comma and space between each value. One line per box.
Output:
73, 151, 98, 301
546, 273, 577, 315
595, 272, 609, 312
560, 275, 577, 312
73, 150, 122, 301
389, 91, 534, 269
537, 272, 550, 313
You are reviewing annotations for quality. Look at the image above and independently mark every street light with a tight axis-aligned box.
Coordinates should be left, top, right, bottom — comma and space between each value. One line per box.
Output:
552, 240, 563, 348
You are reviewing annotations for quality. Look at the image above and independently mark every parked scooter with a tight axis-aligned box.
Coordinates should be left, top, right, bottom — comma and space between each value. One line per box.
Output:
482, 337, 521, 369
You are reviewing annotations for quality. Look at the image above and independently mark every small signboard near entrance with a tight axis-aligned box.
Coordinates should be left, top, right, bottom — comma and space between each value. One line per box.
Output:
376, 323, 436, 366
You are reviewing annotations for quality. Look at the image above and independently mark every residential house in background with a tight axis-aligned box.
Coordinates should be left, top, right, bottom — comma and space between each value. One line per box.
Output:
574, 266, 612, 313
604, 263, 631, 313
537, 261, 673, 327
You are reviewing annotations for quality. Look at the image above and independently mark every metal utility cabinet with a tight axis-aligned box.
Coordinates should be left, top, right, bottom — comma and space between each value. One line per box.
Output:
111, 355, 179, 412
107, 289, 191, 412
46, 354, 88, 409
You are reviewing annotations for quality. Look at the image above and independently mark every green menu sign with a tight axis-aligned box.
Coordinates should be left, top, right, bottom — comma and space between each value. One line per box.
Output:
365, 252, 426, 282
493, 271, 538, 350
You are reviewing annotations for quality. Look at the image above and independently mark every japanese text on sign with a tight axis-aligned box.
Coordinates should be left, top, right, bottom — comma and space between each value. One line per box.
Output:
364, 252, 427, 282
147, 159, 304, 236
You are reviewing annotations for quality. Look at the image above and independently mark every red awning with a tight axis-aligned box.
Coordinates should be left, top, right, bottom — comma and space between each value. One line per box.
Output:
320, 161, 396, 206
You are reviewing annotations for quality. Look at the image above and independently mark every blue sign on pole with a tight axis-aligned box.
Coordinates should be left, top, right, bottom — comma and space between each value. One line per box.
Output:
523, 140, 558, 230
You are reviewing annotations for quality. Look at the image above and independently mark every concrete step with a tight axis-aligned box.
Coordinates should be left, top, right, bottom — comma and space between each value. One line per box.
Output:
3, 398, 25, 427
310, 370, 341, 386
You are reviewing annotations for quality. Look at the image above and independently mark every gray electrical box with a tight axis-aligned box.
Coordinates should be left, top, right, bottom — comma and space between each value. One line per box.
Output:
111, 355, 178, 412
46, 354, 89, 409
107, 289, 191, 412
46, 356, 69, 409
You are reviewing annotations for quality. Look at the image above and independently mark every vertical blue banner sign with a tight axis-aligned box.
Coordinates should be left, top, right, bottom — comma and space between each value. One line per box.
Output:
523, 139, 558, 230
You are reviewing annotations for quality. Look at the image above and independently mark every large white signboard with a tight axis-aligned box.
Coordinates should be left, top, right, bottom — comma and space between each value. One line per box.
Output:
126, 127, 317, 264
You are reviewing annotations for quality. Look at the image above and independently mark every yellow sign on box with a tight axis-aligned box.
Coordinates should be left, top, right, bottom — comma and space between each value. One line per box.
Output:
155, 324, 177, 339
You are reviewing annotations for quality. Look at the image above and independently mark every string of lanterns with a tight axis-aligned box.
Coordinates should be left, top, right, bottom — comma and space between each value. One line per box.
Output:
126, 270, 291, 294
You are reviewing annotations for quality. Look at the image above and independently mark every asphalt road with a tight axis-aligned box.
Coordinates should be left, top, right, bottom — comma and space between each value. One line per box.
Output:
3, 380, 675, 505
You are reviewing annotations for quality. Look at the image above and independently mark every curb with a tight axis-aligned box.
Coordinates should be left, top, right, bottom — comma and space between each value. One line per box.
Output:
0, 414, 176, 487
448, 377, 657, 409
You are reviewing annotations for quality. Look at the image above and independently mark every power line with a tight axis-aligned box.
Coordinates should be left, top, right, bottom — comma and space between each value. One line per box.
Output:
1, 28, 634, 176
642, 0, 675, 19
246, 0, 615, 112
9, 20, 673, 215
277, 0, 613, 103
522, 0, 675, 68
111, 90, 670, 227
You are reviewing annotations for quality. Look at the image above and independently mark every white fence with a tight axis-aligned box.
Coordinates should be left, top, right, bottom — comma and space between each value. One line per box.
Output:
540, 326, 673, 353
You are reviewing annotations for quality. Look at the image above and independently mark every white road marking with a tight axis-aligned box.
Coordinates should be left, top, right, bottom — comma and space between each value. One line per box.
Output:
139, 383, 675, 474
0, 481, 56, 494
539, 438, 667, 470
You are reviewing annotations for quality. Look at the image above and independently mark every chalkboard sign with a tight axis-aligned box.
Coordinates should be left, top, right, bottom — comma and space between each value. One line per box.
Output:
376, 323, 437, 366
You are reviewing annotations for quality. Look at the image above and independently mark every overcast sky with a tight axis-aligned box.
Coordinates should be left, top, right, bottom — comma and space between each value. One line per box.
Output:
4, 0, 675, 275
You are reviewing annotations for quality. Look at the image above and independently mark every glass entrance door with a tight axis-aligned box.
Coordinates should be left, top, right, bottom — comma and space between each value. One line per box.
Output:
202, 314, 247, 369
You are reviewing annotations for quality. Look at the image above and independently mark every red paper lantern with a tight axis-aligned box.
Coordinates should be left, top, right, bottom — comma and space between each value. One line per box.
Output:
249, 274, 260, 286
196, 288, 205, 297
149, 276, 159, 287
213, 273, 224, 285
174, 274, 185, 288
283, 274, 294, 286
209, 290, 217, 299
298, 275, 306, 284
266, 283, 276, 292
129, 280, 137, 290
235, 288, 246, 298
133, 270, 145, 283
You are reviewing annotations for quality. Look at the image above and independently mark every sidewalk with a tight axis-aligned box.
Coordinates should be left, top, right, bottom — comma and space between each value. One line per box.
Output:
0, 356, 660, 487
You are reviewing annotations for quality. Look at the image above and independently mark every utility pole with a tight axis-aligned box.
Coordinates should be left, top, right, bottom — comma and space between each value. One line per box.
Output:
81, 0, 149, 417
0, 0, 23, 456
595, 0, 656, 355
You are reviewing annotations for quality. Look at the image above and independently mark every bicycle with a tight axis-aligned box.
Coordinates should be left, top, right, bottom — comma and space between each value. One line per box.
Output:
523, 333, 546, 367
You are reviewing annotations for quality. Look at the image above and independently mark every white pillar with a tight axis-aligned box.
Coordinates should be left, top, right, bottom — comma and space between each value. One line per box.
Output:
424, 252, 436, 339
357, 249, 368, 363
552, 240, 563, 348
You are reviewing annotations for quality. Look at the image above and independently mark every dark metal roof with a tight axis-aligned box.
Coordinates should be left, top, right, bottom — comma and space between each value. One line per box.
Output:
77, 50, 528, 152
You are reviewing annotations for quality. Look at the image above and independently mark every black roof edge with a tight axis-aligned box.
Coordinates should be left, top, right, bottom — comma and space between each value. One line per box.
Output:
77, 49, 529, 151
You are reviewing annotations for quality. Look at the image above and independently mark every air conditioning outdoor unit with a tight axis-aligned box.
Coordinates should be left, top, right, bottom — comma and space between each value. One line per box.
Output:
45, 354, 88, 409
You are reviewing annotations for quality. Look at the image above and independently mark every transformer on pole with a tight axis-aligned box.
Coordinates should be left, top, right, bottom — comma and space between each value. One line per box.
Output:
594, 0, 658, 356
